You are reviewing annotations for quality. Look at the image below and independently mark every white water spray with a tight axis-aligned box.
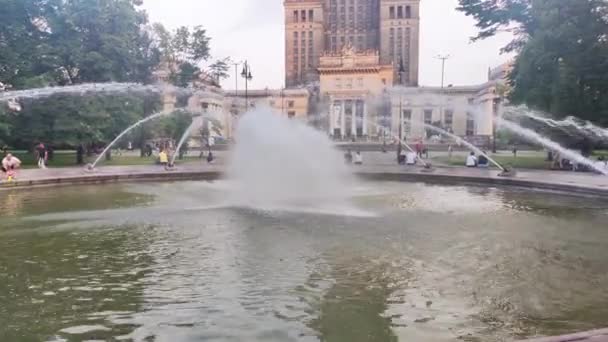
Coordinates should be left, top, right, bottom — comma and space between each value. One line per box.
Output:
170, 120, 199, 166
505, 106, 608, 140
498, 118, 608, 175
91, 110, 182, 168
228, 107, 360, 213
406, 119, 505, 171
0, 82, 160, 102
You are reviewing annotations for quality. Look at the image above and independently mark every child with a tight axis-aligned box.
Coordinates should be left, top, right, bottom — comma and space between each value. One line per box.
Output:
6, 168, 16, 182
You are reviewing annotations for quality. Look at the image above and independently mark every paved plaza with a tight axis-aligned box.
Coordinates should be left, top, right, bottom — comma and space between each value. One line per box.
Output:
2, 151, 607, 197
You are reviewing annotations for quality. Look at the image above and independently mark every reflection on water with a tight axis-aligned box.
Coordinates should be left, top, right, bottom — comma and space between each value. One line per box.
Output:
1, 181, 608, 341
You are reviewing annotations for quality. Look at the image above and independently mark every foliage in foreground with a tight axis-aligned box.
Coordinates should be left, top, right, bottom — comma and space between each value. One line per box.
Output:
458, 0, 608, 125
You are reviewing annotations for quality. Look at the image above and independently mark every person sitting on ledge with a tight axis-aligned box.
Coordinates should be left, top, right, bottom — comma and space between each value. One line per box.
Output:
596, 156, 607, 172
344, 150, 353, 164
466, 152, 478, 168
406, 151, 417, 165
478, 152, 489, 168
354, 151, 363, 165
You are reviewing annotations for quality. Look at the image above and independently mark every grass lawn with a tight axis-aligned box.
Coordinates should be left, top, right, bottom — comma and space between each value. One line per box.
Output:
433, 155, 551, 169
433, 150, 607, 170
9, 151, 201, 168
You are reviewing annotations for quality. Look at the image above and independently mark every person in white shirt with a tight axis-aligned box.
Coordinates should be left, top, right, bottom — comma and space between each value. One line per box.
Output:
595, 156, 607, 172
406, 152, 417, 165
2, 153, 22, 180
354, 151, 363, 165
466, 152, 478, 167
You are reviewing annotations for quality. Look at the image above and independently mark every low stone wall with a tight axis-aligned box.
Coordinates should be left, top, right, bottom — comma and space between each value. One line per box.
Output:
357, 171, 608, 198
0, 171, 222, 191
2, 168, 607, 198
520, 328, 608, 341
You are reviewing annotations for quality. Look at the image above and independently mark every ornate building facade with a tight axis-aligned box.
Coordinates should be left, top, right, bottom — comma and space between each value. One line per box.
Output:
284, 0, 420, 87
318, 44, 393, 138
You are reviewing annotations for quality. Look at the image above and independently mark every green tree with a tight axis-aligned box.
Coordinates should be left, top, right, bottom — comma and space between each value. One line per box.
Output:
208, 58, 231, 85
458, 0, 608, 125
152, 24, 211, 87
0, 0, 58, 88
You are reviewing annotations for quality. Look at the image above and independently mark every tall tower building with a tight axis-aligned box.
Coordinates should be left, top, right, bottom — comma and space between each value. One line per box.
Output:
284, 0, 419, 87
379, 0, 420, 86
324, 0, 379, 53
285, 0, 325, 87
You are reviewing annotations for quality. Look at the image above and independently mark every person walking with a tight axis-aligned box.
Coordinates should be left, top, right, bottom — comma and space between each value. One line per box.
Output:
415, 140, 423, 157
207, 148, 214, 164
35, 143, 47, 169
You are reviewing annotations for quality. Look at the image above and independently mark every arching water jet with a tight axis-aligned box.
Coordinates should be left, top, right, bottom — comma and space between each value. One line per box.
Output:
404, 118, 506, 172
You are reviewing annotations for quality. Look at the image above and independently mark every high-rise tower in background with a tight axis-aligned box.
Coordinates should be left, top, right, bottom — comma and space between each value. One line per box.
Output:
284, 0, 420, 87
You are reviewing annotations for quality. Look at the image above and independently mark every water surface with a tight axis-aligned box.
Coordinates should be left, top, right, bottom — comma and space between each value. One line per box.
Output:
1, 181, 608, 342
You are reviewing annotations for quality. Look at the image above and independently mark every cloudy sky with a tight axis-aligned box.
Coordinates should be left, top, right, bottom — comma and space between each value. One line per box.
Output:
142, 0, 514, 90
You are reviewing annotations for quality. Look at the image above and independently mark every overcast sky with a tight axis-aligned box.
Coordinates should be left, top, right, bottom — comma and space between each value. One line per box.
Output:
142, 0, 514, 90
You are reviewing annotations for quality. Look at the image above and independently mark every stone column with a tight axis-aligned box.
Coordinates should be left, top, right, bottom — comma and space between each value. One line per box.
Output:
363, 100, 368, 136
340, 100, 346, 139
350, 100, 356, 137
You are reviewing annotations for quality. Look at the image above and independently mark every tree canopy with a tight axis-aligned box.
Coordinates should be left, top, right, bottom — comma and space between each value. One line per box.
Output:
458, 0, 608, 125
0, 0, 221, 155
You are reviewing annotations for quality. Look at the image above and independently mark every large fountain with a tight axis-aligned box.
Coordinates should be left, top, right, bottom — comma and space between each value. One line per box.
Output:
2, 84, 608, 342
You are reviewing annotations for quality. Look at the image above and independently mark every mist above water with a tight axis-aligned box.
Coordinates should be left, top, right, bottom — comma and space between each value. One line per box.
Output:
505, 106, 608, 141
228, 108, 362, 215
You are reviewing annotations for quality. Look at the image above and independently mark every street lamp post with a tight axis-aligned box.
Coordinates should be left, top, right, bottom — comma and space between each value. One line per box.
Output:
241, 61, 253, 110
397, 59, 406, 160
435, 54, 450, 89
281, 88, 285, 116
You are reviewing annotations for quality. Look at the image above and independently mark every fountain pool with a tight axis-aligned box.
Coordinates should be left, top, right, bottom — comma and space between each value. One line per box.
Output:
1, 180, 608, 342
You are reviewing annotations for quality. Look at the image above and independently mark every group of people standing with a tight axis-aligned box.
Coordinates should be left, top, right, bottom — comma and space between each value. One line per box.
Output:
344, 150, 363, 165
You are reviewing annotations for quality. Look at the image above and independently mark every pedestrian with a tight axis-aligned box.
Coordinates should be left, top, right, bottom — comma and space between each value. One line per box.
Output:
344, 149, 353, 164
596, 156, 607, 173
406, 151, 417, 165
207, 149, 214, 164
2, 153, 21, 182
512, 145, 518, 158
466, 151, 478, 167
415, 140, 422, 157
448, 144, 453, 159
398, 149, 407, 165
76, 144, 85, 165
158, 149, 168, 168
478, 152, 489, 168
354, 151, 363, 165
35, 143, 47, 169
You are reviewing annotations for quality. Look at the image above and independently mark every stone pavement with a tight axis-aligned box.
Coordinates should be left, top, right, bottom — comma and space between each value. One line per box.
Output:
2, 153, 607, 197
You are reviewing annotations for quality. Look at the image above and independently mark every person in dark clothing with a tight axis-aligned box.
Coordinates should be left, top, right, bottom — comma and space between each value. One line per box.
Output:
344, 149, 353, 164
478, 154, 489, 168
76, 144, 85, 165
146, 144, 153, 157
207, 149, 214, 164
35, 143, 47, 169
